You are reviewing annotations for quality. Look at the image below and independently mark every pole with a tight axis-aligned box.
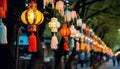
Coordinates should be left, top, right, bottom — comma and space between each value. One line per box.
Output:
15, 25, 20, 69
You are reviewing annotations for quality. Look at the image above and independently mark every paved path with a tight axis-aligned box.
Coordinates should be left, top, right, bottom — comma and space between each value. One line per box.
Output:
77, 60, 120, 69
98, 60, 120, 69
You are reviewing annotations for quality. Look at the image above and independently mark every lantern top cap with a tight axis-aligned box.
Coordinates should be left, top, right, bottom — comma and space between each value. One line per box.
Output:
28, 1, 37, 8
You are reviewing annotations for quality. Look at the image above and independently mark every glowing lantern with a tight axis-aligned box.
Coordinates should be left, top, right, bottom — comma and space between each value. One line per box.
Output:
84, 26, 90, 36
21, 1, 44, 52
81, 41, 86, 51
48, 17, 60, 32
21, 1, 44, 32
77, 18, 82, 27
43, 0, 54, 9
0, 20, 8, 44
70, 11, 77, 20
50, 33, 59, 50
64, 10, 71, 23
82, 23, 86, 29
55, 0, 64, 16
75, 30, 81, 51
69, 25, 76, 38
59, 23, 70, 38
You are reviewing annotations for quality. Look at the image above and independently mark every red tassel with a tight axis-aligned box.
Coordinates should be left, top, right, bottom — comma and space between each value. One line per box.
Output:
63, 42, 69, 51
0, 0, 7, 18
28, 33, 37, 52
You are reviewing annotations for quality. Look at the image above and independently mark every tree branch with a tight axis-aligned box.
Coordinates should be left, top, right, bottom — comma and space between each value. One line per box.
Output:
86, 4, 120, 20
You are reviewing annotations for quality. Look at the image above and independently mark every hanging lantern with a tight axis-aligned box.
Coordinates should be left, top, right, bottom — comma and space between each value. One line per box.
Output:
55, 0, 64, 16
77, 18, 82, 27
64, 9, 71, 23
75, 30, 81, 41
0, 21, 8, 44
59, 23, 70, 38
28, 33, 37, 52
0, 0, 7, 18
70, 11, 77, 20
21, 1, 44, 32
43, 0, 54, 9
21, 1, 44, 52
50, 33, 58, 50
69, 25, 76, 38
81, 41, 86, 51
76, 41, 79, 51
82, 23, 86, 29
48, 17, 60, 32
84, 26, 90, 36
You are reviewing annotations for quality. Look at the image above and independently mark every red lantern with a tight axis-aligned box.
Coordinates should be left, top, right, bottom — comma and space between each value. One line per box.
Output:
59, 23, 70, 37
84, 26, 90, 36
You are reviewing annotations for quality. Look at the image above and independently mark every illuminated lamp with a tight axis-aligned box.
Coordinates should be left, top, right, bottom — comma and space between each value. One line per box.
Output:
48, 17, 60, 50
55, 0, 64, 16
21, 1, 44, 32
48, 17, 60, 32
59, 23, 70, 38
20, 1, 44, 52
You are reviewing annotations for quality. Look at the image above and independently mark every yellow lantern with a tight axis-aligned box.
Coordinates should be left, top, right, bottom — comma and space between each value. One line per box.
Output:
21, 1, 44, 32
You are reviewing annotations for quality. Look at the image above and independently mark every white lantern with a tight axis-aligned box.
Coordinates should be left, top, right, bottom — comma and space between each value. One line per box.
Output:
77, 18, 82, 27
0, 20, 8, 44
70, 25, 76, 38
75, 30, 81, 40
43, 0, 54, 9
70, 11, 77, 20
48, 17, 60, 32
64, 10, 71, 23
55, 0, 64, 16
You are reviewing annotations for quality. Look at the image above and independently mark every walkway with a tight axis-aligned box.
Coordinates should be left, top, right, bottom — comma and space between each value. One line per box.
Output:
99, 60, 120, 69
77, 59, 120, 69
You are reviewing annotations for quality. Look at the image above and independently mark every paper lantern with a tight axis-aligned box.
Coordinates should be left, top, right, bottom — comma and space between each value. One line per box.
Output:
69, 25, 76, 38
50, 33, 58, 50
0, 0, 7, 18
70, 11, 77, 20
21, 1, 44, 52
81, 41, 86, 51
0, 21, 8, 44
43, 0, 54, 9
21, 1, 44, 32
82, 23, 86, 29
28, 33, 37, 52
75, 30, 81, 40
84, 26, 90, 36
48, 17, 60, 32
77, 18, 82, 27
55, 0, 64, 16
59, 23, 70, 38
76, 41, 79, 51
64, 10, 71, 23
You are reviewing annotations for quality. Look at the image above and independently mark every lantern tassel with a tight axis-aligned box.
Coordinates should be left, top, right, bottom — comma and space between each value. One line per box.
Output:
63, 41, 69, 51
70, 38, 74, 49
76, 41, 79, 51
0, 20, 8, 44
28, 33, 37, 52
0, 0, 7, 18
50, 33, 58, 50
